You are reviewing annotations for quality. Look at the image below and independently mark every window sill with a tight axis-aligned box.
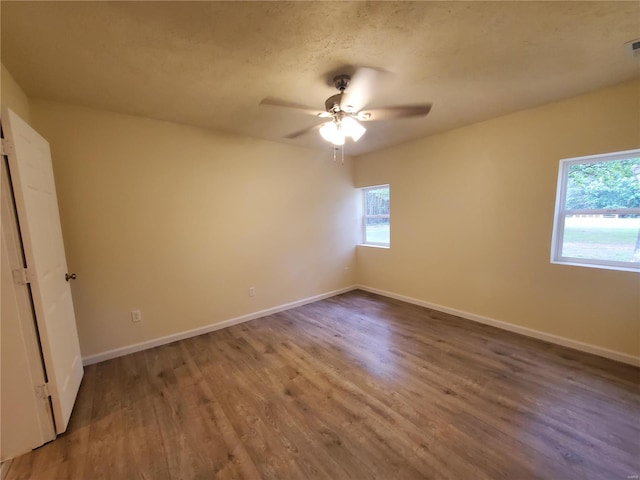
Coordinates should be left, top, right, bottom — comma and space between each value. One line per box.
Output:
358, 243, 390, 249
551, 259, 640, 273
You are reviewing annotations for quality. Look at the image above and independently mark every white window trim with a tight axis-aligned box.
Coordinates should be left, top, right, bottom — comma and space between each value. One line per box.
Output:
361, 184, 390, 247
550, 149, 640, 273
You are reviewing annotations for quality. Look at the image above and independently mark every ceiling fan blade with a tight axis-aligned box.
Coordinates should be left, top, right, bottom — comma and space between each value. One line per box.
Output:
284, 122, 323, 139
357, 104, 432, 121
259, 97, 322, 116
340, 67, 381, 113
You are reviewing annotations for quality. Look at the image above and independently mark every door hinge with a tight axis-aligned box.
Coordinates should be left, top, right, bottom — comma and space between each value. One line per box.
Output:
12, 267, 34, 285
35, 383, 51, 399
1, 138, 12, 156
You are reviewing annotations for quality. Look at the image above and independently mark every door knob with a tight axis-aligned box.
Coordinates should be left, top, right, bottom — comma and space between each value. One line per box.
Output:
65, 273, 77, 282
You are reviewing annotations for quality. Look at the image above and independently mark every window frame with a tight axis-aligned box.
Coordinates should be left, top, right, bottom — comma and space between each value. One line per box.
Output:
550, 149, 640, 272
361, 184, 390, 247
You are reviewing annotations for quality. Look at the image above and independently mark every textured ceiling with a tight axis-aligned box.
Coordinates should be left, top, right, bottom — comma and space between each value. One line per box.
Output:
2, 1, 639, 155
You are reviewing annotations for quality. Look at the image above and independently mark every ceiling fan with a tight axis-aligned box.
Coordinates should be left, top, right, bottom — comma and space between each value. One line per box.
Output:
259, 67, 432, 146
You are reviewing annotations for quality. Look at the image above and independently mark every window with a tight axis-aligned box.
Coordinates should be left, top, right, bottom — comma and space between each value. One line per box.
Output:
551, 149, 640, 272
362, 185, 390, 246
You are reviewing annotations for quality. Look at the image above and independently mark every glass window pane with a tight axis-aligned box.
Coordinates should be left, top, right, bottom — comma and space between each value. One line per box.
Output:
561, 215, 640, 263
365, 187, 390, 216
365, 217, 390, 244
566, 158, 640, 210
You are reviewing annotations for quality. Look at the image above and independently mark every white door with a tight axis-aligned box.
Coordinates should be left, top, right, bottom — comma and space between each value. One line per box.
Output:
1, 157, 56, 458
2, 107, 83, 434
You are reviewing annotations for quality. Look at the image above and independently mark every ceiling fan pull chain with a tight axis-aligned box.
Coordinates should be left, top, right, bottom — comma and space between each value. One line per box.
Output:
341, 144, 344, 165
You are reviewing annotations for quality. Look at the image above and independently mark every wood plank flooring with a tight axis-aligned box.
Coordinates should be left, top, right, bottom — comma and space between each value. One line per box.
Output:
6, 290, 639, 479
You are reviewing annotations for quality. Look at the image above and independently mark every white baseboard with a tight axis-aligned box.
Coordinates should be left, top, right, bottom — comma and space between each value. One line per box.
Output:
82, 285, 358, 366
84, 284, 639, 367
357, 285, 640, 367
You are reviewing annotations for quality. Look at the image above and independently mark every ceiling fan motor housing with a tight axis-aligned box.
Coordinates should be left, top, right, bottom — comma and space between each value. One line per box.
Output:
333, 74, 351, 92
324, 75, 352, 114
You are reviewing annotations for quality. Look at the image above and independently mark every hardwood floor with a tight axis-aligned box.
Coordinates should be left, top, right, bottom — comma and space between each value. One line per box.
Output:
6, 290, 639, 479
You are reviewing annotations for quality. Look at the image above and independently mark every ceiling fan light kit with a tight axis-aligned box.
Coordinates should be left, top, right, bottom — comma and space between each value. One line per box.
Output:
319, 121, 345, 145
341, 117, 366, 141
260, 67, 432, 152
320, 116, 366, 145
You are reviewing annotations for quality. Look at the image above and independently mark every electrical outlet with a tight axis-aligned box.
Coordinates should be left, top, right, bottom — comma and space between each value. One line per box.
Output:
131, 309, 142, 323
249, 287, 256, 297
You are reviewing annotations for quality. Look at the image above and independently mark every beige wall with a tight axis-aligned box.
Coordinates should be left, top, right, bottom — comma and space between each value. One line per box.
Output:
8, 75, 640, 362
1, 63, 31, 122
30, 100, 358, 358
355, 79, 640, 358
